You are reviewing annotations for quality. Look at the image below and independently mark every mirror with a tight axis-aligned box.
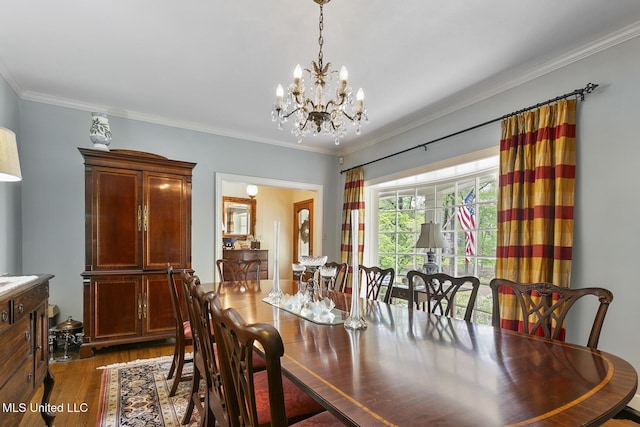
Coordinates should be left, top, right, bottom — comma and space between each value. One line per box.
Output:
222, 196, 256, 239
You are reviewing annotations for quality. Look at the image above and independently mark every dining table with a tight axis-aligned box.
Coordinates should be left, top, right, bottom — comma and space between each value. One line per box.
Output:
204, 279, 638, 427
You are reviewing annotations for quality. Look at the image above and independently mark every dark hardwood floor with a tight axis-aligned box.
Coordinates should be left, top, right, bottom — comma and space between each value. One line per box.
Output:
18, 340, 178, 427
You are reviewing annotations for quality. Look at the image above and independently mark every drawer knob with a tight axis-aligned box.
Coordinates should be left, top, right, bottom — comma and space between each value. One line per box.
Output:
1, 311, 7, 322
17, 303, 24, 314
25, 330, 31, 341
26, 373, 32, 383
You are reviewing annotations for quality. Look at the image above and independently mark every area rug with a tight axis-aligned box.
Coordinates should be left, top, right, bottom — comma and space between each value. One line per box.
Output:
97, 355, 201, 427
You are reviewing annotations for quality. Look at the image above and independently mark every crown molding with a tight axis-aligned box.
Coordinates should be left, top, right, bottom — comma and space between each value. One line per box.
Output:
339, 21, 640, 156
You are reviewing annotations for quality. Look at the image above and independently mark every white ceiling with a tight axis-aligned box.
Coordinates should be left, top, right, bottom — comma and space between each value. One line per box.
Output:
1, 1, 639, 154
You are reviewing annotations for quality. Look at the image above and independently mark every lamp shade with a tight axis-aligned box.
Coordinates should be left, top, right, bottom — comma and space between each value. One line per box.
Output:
415, 222, 447, 249
0, 127, 22, 182
246, 184, 258, 198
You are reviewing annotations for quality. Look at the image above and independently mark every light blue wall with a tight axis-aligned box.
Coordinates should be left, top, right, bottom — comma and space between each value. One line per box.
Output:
0, 75, 22, 274
344, 35, 640, 402
13, 101, 341, 326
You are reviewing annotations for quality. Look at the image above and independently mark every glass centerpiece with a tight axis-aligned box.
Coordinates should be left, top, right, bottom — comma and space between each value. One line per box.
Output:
299, 255, 327, 301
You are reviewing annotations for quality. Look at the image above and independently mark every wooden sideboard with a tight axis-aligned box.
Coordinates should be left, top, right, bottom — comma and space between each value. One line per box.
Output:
222, 249, 268, 279
0, 274, 55, 426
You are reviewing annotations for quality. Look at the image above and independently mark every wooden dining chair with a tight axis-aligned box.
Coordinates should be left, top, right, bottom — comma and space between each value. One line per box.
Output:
359, 266, 395, 303
489, 278, 613, 349
166, 265, 193, 397
182, 270, 228, 427
406, 271, 480, 322
208, 294, 344, 427
216, 258, 262, 291
324, 261, 348, 292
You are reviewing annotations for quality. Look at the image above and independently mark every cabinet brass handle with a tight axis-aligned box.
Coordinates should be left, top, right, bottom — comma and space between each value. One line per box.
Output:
138, 205, 142, 231
143, 205, 149, 231
25, 330, 31, 341
143, 293, 148, 319
1, 311, 7, 322
137, 294, 143, 319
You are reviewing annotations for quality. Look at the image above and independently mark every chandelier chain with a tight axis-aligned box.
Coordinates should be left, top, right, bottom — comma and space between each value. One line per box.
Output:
318, 4, 324, 69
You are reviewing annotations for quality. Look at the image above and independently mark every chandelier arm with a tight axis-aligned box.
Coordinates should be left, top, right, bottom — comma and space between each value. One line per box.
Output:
281, 107, 303, 120
341, 110, 362, 122
325, 94, 347, 110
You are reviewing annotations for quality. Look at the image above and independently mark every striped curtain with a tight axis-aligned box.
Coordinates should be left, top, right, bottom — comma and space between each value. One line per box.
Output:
495, 99, 576, 338
341, 167, 364, 293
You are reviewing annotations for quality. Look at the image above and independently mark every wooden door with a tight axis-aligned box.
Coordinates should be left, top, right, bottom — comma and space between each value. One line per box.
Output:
293, 199, 313, 263
91, 276, 142, 340
92, 167, 142, 270
143, 274, 176, 335
144, 172, 191, 269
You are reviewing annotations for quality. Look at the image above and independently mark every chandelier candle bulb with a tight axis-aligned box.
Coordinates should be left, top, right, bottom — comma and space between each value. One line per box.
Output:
294, 65, 303, 88
340, 66, 348, 90
276, 84, 284, 108
356, 88, 365, 113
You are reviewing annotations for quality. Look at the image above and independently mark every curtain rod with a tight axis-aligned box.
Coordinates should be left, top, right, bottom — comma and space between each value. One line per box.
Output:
340, 82, 599, 174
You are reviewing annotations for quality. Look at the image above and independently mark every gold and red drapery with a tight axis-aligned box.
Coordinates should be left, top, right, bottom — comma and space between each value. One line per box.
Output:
341, 167, 364, 293
495, 99, 576, 340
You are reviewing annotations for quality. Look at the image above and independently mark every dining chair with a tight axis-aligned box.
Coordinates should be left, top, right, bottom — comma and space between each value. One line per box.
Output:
165, 265, 193, 397
216, 258, 262, 291
208, 294, 344, 427
489, 278, 613, 349
359, 266, 395, 303
181, 270, 228, 427
323, 261, 348, 292
405, 271, 480, 322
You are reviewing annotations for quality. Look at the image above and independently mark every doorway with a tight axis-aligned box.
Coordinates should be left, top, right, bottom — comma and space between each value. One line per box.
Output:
215, 173, 323, 281
293, 199, 313, 263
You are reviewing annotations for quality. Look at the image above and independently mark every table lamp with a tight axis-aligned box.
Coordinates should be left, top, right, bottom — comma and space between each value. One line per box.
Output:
415, 222, 447, 274
0, 127, 22, 182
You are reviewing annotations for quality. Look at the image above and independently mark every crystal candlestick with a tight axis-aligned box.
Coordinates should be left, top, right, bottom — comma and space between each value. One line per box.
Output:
344, 209, 367, 330
269, 221, 283, 304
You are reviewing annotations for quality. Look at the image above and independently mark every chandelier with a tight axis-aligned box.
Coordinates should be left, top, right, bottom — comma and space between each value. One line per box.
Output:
271, 0, 367, 145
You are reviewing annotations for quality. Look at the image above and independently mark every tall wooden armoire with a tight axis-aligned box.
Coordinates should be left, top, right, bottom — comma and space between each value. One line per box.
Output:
79, 148, 196, 357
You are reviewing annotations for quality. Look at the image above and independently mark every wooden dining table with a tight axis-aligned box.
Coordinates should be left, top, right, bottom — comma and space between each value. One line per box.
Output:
204, 279, 638, 427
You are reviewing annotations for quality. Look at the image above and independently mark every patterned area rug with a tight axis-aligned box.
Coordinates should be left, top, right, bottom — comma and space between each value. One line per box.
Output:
97, 355, 201, 427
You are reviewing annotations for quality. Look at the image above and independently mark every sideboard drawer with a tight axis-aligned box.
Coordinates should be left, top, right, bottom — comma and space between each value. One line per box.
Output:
13, 282, 49, 323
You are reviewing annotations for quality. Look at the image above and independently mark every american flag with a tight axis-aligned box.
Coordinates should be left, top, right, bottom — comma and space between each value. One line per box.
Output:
457, 189, 476, 262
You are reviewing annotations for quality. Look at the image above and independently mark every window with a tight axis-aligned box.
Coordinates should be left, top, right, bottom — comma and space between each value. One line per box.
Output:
370, 156, 498, 324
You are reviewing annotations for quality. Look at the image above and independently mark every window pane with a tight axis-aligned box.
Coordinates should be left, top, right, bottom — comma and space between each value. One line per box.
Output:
379, 211, 396, 232
477, 230, 496, 257
397, 190, 415, 210
398, 233, 415, 253
378, 253, 396, 271
378, 191, 396, 210
397, 211, 417, 232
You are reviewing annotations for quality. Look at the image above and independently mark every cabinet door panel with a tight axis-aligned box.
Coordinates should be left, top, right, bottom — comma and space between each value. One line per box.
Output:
94, 168, 142, 269
144, 275, 175, 335
93, 277, 141, 339
144, 173, 189, 269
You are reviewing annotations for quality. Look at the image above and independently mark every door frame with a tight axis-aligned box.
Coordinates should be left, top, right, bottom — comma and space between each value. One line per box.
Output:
214, 173, 323, 281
